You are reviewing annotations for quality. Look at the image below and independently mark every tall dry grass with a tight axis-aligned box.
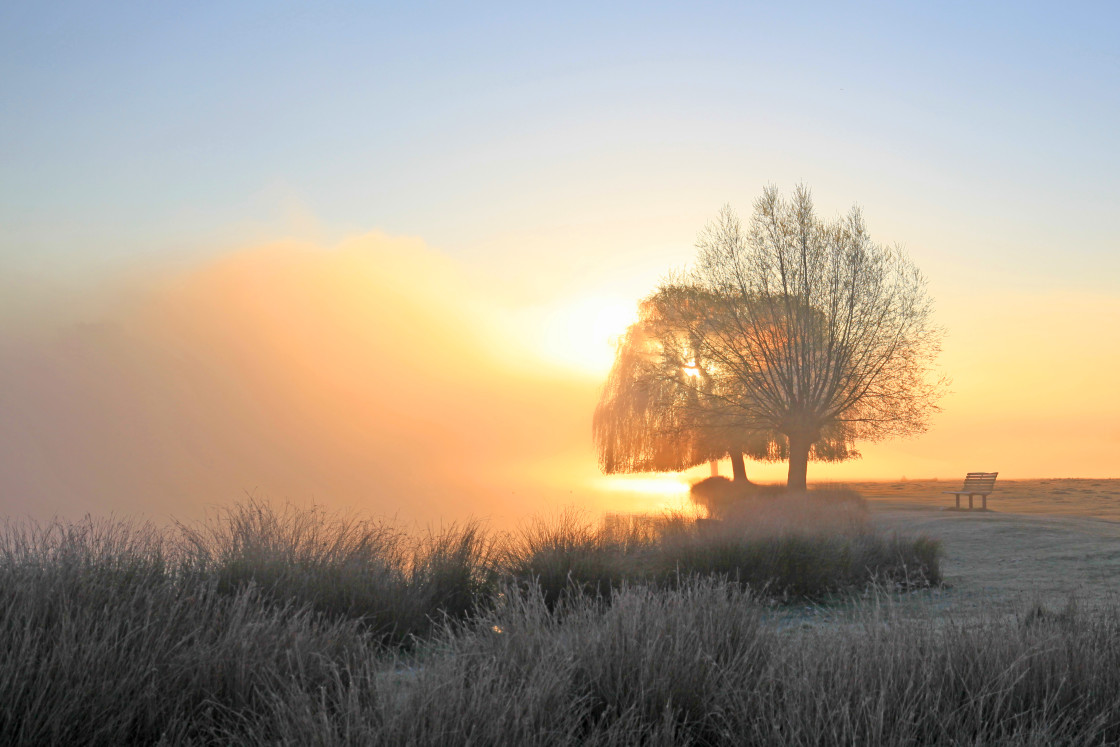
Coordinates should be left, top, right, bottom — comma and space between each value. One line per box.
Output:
0, 516, 370, 744
259, 582, 1120, 745
178, 501, 498, 645
0, 495, 981, 744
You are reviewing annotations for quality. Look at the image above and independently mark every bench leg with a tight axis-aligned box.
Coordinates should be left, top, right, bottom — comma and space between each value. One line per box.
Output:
969, 494, 974, 510
956, 494, 960, 509
983, 495, 988, 510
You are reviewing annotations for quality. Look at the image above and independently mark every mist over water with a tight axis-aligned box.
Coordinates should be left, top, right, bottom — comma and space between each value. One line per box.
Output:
0, 234, 630, 526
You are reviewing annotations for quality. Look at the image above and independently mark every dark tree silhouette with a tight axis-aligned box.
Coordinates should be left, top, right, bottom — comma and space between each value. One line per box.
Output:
593, 286, 853, 483
662, 186, 945, 489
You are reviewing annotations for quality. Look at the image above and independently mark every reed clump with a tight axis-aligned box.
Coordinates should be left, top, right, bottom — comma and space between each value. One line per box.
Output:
177, 500, 499, 645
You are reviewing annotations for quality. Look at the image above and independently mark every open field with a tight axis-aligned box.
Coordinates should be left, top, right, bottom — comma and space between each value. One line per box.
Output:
832, 479, 1120, 620
850, 478, 1120, 520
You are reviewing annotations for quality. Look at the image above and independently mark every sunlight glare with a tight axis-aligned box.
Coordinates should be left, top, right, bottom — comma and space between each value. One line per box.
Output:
596, 475, 692, 498
531, 295, 637, 375
595, 475, 697, 514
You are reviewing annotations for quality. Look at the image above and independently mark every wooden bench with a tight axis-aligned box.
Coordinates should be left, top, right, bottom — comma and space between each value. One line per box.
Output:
944, 472, 998, 510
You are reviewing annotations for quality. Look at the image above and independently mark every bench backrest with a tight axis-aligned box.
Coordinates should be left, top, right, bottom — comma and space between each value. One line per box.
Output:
961, 472, 998, 492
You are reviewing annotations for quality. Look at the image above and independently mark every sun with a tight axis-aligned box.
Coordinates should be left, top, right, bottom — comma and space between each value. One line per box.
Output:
532, 295, 638, 375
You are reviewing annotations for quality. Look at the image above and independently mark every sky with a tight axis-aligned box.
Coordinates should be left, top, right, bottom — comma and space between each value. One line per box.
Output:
1, 2, 1118, 523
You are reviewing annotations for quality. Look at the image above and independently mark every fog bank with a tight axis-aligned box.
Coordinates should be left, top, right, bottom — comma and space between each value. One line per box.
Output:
0, 234, 610, 525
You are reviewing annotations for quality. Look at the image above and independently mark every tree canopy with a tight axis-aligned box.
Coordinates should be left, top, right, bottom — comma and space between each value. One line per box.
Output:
664, 185, 946, 489
593, 283, 857, 483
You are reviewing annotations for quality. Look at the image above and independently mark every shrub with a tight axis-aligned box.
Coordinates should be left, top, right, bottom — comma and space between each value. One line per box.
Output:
689, 475, 785, 518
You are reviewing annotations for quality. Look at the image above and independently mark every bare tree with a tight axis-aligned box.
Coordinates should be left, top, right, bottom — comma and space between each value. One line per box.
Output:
664, 186, 945, 490
593, 286, 852, 483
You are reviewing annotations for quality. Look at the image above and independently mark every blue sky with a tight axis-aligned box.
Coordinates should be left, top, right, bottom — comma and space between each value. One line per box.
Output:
3, 1, 1117, 293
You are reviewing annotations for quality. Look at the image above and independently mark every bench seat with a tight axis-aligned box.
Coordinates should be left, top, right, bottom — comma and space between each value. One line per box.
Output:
943, 472, 998, 510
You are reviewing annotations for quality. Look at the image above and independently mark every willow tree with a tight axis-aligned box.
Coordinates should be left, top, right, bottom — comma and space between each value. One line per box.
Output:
593, 286, 853, 483
667, 186, 945, 490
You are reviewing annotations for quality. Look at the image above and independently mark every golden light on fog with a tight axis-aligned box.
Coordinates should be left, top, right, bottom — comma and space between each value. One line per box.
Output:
530, 295, 637, 375
0, 234, 633, 524
683, 361, 701, 378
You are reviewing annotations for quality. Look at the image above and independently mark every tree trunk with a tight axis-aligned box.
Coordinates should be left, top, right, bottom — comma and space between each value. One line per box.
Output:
786, 432, 811, 491
730, 452, 747, 482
